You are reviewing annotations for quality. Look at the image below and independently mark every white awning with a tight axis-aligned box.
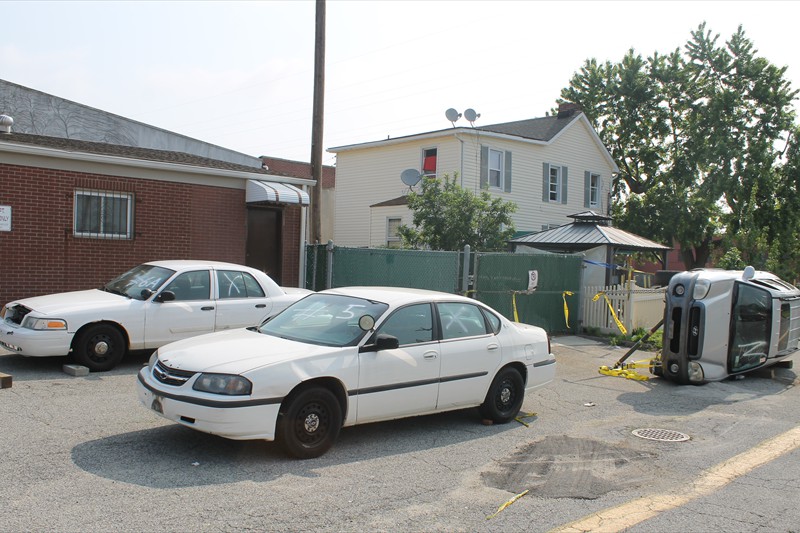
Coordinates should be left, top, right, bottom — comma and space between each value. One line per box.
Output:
246, 180, 310, 205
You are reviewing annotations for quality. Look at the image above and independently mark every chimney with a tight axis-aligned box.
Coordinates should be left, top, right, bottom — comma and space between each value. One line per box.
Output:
0, 115, 12, 134
557, 103, 582, 118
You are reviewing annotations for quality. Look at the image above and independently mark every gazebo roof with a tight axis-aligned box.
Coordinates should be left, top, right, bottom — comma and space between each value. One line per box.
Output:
510, 211, 670, 252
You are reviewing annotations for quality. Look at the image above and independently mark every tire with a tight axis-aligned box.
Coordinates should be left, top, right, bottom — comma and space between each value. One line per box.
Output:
72, 324, 126, 372
277, 387, 342, 459
479, 367, 525, 423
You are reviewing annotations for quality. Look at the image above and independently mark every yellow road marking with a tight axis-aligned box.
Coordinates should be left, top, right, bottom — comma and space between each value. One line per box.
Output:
552, 425, 800, 533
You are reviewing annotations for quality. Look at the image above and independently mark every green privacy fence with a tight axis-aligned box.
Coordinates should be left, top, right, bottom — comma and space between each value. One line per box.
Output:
305, 244, 462, 293
304, 243, 583, 333
472, 253, 583, 333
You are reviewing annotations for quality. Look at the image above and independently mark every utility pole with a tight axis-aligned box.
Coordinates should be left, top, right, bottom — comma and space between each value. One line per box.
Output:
310, 0, 325, 244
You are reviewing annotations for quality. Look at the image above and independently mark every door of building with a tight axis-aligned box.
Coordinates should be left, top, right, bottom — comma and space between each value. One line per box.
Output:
246, 206, 282, 284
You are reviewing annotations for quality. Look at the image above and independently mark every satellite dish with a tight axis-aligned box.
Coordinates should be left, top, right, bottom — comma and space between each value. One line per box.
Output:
464, 108, 480, 123
401, 168, 421, 187
445, 108, 461, 125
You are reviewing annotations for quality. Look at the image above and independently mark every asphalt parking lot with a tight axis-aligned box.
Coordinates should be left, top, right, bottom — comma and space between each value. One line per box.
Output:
1, 338, 799, 532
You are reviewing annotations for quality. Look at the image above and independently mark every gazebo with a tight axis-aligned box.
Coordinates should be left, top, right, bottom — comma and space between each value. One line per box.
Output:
509, 211, 671, 286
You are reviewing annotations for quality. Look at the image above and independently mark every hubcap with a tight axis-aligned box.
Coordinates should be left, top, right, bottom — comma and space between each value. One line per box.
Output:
94, 340, 110, 356
304, 413, 320, 433
500, 386, 511, 405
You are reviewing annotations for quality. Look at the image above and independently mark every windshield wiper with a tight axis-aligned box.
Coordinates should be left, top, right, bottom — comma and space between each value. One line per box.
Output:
102, 286, 130, 298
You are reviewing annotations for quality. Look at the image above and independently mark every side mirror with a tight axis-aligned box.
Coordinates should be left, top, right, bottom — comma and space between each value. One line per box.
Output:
140, 289, 154, 300
155, 290, 176, 303
359, 333, 399, 353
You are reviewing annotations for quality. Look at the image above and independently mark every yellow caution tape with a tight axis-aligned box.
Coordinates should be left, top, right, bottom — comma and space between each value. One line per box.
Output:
562, 291, 574, 328
486, 489, 529, 519
598, 359, 658, 381
514, 412, 538, 427
591, 291, 627, 335
512, 291, 519, 322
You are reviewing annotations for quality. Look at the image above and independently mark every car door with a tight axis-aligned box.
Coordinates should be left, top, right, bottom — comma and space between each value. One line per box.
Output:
356, 303, 440, 423
435, 302, 502, 410
213, 269, 273, 330
144, 270, 216, 347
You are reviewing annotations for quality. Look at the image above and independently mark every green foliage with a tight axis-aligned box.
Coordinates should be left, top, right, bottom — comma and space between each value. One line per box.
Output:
397, 173, 517, 251
561, 23, 798, 274
605, 328, 663, 352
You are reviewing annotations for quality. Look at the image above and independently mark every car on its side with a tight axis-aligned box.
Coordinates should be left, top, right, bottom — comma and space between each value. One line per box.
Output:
0, 260, 312, 371
659, 266, 800, 384
137, 286, 556, 459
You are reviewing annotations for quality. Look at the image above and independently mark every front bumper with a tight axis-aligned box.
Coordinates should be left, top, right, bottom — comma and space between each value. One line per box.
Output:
137, 367, 282, 441
0, 320, 73, 356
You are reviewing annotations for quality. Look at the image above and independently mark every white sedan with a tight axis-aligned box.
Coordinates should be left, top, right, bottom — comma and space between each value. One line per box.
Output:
137, 287, 556, 459
0, 260, 311, 371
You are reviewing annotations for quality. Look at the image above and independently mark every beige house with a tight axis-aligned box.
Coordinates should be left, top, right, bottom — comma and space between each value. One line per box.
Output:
328, 103, 619, 248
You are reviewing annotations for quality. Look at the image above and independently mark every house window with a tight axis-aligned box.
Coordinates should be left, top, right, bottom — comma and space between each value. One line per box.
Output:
585, 172, 600, 207
422, 148, 437, 178
549, 166, 562, 202
489, 149, 504, 189
387, 217, 402, 248
480, 146, 512, 192
74, 190, 133, 239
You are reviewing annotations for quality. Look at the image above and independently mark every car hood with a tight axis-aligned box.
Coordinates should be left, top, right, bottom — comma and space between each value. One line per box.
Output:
9, 289, 132, 315
156, 327, 339, 374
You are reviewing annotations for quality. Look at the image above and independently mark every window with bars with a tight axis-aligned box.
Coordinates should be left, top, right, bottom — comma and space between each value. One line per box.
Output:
74, 190, 133, 239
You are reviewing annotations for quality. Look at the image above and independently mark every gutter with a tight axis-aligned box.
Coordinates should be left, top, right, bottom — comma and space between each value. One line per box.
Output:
0, 141, 316, 187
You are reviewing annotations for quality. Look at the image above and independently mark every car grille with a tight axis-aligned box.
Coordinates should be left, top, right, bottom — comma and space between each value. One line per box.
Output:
153, 361, 196, 386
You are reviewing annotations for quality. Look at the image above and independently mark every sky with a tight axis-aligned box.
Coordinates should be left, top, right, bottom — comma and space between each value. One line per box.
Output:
2, 1, 799, 166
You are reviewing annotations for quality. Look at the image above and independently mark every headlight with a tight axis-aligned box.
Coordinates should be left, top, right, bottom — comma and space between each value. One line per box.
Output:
0, 306, 6, 320
688, 361, 704, 382
673, 284, 685, 296
193, 373, 252, 395
22, 317, 67, 330
148, 351, 159, 369
693, 279, 711, 300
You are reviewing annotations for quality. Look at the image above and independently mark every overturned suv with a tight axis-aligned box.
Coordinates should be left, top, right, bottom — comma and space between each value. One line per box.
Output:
660, 267, 800, 384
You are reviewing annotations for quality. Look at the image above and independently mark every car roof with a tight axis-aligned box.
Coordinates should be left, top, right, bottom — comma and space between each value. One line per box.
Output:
145, 260, 259, 271
321, 286, 474, 306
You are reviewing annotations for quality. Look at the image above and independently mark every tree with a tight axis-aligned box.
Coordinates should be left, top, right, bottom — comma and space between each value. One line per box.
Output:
561, 23, 798, 270
397, 173, 517, 251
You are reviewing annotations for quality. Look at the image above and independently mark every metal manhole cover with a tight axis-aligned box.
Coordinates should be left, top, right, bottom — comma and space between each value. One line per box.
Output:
632, 428, 690, 442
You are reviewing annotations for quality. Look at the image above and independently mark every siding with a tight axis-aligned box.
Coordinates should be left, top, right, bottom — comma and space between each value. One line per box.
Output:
334, 117, 616, 247
334, 136, 462, 247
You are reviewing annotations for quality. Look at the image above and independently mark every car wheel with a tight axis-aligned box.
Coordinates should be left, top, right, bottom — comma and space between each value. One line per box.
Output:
277, 387, 342, 459
479, 367, 524, 423
72, 324, 126, 372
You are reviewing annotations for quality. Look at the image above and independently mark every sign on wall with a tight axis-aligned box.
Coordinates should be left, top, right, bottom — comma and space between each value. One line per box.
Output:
0, 206, 10, 232
527, 270, 539, 292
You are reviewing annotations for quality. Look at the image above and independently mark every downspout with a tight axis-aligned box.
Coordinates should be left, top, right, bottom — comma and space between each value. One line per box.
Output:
299, 185, 308, 288
454, 133, 465, 187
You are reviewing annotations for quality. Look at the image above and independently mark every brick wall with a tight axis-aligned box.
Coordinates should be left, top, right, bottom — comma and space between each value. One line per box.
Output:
0, 163, 300, 305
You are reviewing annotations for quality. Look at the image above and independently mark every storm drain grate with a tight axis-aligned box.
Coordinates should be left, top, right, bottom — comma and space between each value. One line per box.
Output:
632, 428, 690, 442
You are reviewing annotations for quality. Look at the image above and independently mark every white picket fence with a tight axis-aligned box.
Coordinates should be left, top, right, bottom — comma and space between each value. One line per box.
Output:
582, 282, 666, 335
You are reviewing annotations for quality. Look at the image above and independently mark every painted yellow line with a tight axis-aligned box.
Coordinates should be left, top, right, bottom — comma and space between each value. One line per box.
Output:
552, 425, 800, 533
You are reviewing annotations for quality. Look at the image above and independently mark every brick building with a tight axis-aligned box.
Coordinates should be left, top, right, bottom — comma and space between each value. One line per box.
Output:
0, 128, 314, 306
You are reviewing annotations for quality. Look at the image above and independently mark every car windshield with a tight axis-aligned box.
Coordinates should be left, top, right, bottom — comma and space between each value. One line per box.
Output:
102, 264, 176, 300
258, 293, 389, 347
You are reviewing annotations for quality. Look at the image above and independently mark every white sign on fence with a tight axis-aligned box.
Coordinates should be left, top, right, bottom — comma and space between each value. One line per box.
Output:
0, 206, 10, 232
527, 270, 539, 292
